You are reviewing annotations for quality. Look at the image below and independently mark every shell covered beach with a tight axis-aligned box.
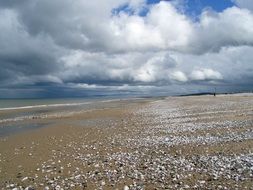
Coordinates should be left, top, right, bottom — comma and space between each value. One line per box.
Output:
0, 94, 253, 190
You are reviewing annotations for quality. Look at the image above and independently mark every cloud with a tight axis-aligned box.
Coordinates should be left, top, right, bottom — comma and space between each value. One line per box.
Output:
132, 53, 177, 83
0, 0, 252, 97
192, 7, 253, 53
190, 69, 223, 81
60, 51, 179, 85
109, 1, 194, 52
233, 0, 253, 11
2, 0, 253, 54
0, 9, 63, 87
170, 71, 188, 82
173, 45, 253, 86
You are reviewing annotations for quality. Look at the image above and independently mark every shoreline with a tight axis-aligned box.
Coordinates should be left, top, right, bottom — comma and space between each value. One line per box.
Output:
0, 92, 252, 112
0, 94, 252, 189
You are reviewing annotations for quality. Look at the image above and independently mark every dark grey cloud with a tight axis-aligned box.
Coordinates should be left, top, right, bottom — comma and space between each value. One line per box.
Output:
0, 0, 252, 98
0, 8, 63, 87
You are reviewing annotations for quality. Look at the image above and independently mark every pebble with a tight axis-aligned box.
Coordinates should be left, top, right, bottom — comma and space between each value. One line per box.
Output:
22, 177, 28, 181
25, 186, 34, 190
3, 97, 253, 189
101, 181, 105, 186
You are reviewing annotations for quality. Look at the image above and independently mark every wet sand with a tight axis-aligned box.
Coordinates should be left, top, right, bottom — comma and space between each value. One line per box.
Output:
0, 95, 252, 189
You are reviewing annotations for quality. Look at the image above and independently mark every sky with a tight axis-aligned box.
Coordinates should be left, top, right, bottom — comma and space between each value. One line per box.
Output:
0, 0, 253, 98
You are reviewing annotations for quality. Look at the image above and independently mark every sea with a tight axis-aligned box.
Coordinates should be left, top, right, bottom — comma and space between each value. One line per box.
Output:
0, 97, 121, 110
0, 96, 134, 137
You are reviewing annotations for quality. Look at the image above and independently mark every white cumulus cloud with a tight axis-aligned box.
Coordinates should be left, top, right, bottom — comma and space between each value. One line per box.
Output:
190, 69, 223, 81
0, 0, 252, 97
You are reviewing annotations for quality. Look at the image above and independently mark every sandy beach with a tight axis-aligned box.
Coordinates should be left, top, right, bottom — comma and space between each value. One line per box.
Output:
0, 95, 252, 190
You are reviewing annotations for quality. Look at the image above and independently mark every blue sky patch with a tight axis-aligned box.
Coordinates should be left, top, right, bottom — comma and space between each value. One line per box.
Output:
113, 0, 235, 17
112, 3, 135, 16
183, 0, 235, 16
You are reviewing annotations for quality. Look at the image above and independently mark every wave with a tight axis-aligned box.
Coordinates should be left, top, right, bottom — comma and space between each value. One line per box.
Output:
0, 96, 146, 111
0, 111, 76, 123
0, 102, 92, 111
0, 106, 117, 124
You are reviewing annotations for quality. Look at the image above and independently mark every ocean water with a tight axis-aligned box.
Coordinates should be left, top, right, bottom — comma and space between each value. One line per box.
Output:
0, 95, 152, 136
0, 122, 48, 137
0, 97, 107, 110
0, 97, 128, 136
0, 97, 125, 119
